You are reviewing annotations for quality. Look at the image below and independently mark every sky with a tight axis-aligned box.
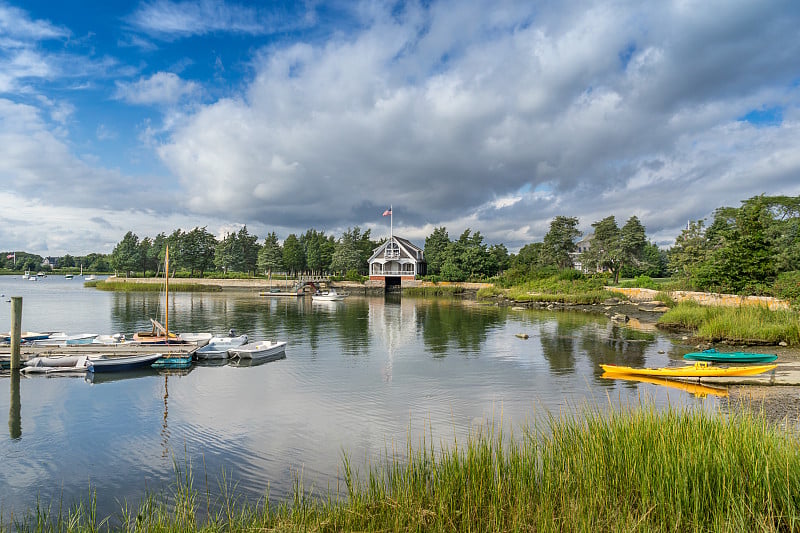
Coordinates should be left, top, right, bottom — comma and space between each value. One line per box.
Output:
1, 0, 799, 256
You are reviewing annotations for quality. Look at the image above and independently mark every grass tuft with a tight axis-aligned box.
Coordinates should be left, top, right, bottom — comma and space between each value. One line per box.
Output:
11, 405, 800, 532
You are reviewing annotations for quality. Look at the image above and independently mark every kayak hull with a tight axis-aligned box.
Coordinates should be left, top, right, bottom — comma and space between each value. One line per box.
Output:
600, 363, 777, 378
683, 349, 777, 363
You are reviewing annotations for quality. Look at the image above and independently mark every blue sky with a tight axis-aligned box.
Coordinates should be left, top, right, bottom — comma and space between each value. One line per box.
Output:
1, 0, 799, 256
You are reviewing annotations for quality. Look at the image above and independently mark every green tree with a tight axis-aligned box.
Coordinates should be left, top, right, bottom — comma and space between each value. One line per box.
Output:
330, 231, 362, 275
282, 234, 305, 276
542, 216, 581, 268
110, 231, 141, 276
181, 227, 217, 277
583, 216, 622, 283
424, 227, 450, 275
238, 226, 260, 275
257, 232, 283, 277
620, 215, 647, 277
214, 232, 237, 273
488, 243, 509, 275
138, 237, 152, 276
668, 220, 708, 281
60, 254, 75, 268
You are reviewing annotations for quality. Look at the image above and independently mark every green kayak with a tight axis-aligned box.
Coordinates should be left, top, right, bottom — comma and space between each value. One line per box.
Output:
683, 348, 777, 363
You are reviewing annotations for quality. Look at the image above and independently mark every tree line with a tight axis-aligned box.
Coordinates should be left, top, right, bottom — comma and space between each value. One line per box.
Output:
5, 194, 798, 299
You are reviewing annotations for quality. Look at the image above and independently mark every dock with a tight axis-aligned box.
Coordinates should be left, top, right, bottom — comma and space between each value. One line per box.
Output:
1, 342, 198, 362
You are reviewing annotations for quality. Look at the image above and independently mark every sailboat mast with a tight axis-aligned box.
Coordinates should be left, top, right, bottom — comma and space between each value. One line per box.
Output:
165, 245, 169, 345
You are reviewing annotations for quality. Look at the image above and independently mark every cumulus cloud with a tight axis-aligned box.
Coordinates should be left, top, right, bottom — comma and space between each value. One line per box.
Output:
156, 0, 800, 249
114, 71, 200, 106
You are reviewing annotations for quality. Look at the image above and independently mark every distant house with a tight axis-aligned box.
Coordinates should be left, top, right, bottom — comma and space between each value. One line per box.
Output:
368, 236, 427, 287
41, 256, 58, 269
569, 235, 593, 272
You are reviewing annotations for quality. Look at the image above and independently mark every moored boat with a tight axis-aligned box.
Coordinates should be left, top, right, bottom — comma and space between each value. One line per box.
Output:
228, 340, 286, 362
23, 355, 91, 374
683, 348, 778, 363
193, 334, 248, 360
600, 362, 777, 378
312, 289, 347, 301
151, 353, 193, 369
87, 352, 163, 373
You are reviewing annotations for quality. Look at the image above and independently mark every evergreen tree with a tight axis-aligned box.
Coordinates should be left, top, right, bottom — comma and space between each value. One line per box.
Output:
110, 231, 140, 276
542, 216, 580, 269
282, 234, 305, 276
257, 232, 284, 277
424, 227, 450, 275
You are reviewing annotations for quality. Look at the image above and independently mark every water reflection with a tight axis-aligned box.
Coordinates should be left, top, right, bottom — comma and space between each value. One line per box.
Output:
414, 297, 504, 356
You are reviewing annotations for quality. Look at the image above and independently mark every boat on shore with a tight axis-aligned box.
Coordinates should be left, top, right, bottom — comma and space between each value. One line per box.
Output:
600, 362, 778, 378
228, 340, 286, 362
683, 348, 778, 363
193, 334, 248, 360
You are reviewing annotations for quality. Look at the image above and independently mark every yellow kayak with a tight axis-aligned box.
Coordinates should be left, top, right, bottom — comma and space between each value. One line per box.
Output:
602, 372, 729, 398
600, 362, 777, 378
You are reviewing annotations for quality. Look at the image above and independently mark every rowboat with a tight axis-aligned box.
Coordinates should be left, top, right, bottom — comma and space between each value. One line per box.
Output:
600, 362, 777, 378
228, 340, 286, 362
601, 372, 729, 398
193, 334, 248, 360
87, 352, 163, 373
683, 348, 777, 363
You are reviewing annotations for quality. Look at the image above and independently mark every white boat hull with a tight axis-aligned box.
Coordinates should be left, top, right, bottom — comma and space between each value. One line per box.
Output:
228, 340, 286, 361
194, 335, 248, 360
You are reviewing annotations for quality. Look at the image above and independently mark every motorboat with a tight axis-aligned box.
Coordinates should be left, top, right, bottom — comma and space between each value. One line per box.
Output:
87, 352, 164, 373
193, 334, 248, 360
311, 288, 347, 301
92, 333, 127, 344
228, 340, 286, 362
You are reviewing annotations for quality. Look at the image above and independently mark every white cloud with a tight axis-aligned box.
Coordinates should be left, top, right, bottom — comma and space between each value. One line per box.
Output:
0, 4, 69, 41
127, 0, 312, 39
114, 72, 200, 106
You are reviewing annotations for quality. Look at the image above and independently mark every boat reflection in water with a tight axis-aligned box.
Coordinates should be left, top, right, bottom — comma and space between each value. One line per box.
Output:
602, 372, 729, 398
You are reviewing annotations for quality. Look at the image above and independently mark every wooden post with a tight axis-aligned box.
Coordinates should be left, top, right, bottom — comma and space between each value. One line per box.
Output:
9, 370, 20, 439
10, 297, 22, 370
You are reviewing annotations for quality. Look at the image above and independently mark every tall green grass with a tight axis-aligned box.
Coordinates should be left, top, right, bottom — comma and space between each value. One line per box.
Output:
89, 281, 222, 292
12, 405, 799, 532
507, 273, 616, 305
403, 285, 465, 296
658, 301, 800, 344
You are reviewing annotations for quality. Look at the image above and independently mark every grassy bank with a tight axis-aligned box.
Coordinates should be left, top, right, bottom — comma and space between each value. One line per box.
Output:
403, 285, 465, 296
658, 301, 800, 345
13, 405, 800, 532
87, 280, 222, 292
503, 273, 616, 305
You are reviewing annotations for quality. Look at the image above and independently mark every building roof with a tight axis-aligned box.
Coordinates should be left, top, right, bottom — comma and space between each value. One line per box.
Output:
368, 235, 425, 263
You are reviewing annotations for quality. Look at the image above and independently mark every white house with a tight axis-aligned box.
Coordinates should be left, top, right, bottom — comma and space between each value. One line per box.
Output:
368, 236, 427, 286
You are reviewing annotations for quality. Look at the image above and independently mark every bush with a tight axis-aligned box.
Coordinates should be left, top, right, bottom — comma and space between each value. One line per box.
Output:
773, 271, 800, 305
619, 275, 659, 290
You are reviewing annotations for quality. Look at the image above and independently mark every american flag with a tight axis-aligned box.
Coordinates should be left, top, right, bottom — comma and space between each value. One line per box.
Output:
382, 208, 392, 216
6, 253, 14, 259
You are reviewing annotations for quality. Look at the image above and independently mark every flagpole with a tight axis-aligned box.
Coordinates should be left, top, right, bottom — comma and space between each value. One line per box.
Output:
390, 205, 393, 240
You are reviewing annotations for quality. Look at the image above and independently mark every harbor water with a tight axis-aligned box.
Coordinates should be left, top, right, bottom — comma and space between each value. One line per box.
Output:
0, 275, 716, 521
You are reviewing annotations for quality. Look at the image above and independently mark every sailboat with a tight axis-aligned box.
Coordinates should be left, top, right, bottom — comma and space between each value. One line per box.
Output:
133, 246, 185, 345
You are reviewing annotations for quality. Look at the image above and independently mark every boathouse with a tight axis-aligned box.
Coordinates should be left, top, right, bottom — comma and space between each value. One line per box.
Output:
368, 236, 427, 287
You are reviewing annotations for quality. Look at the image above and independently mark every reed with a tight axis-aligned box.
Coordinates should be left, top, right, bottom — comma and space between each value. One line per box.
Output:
90, 281, 222, 293
403, 285, 465, 296
506, 274, 617, 305
658, 301, 800, 344
12, 405, 798, 532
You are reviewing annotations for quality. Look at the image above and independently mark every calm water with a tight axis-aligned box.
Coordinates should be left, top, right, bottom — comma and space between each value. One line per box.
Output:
0, 275, 716, 520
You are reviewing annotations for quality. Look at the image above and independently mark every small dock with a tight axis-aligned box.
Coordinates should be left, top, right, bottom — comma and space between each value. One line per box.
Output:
1, 342, 197, 363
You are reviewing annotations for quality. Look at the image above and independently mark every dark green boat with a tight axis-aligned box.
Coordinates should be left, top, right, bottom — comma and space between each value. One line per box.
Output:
683, 348, 778, 363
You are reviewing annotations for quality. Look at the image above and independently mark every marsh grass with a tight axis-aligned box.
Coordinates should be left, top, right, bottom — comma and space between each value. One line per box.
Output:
507, 275, 616, 305
403, 285, 465, 296
11, 405, 799, 532
658, 301, 800, 344
90, 281, 222, 293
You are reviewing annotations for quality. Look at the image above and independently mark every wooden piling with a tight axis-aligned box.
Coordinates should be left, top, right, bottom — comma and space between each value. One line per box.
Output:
10, 297, 21, 370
